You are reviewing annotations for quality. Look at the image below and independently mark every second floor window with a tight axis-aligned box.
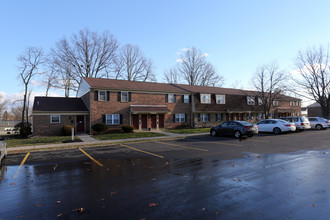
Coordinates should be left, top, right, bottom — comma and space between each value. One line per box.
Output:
273, 100, 279, 106
168, 94, 176, 103
247, 96, 255, 105
216, 95, 225, 104
121, 92, 129, 102
201, 94, 211, 104
183, 95, 190, 103
99, 90, 107, 101
258, 98, 264, 105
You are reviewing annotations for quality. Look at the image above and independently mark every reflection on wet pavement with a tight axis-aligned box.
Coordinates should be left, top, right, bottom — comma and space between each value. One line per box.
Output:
1, 150, 330, 219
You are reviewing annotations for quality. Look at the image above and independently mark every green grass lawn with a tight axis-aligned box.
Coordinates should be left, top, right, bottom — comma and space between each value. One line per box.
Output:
93, 132, 166, 140
166, 128, 210, 134
5, 136, 81, 148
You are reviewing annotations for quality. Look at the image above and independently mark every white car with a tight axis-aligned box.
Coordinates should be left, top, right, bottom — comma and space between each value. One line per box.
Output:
279, 116, 311, 131
0, 137, 7, 166
257, 119, 294, 134
308, 117, 330, 130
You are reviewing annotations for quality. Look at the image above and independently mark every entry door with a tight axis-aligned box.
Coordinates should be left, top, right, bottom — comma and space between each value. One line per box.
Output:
158, 114, 164, 128
76, 115, 85, 132
141, 115, 148, 129
132, 115, 139, 129
151, 115, 157, 129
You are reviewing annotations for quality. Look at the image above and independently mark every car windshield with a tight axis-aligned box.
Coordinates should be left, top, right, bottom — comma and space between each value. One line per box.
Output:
277, 119, 289, 123
301, 116, 308, 122
238, 121, 252, 126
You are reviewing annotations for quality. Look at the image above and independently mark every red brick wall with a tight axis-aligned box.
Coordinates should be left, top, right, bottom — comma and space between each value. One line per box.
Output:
33, 115, 75, 136
90, 89, 191, 130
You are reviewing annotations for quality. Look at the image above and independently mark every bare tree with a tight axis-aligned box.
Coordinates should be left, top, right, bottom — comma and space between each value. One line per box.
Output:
11, 106, 23, 121
163, 68, 180, 84
250, 61, 288, 119
17, 47, 44, 124
114, 44, 155, 82
50, 29, 119, 92
294, 45, 330, 117
0, 94, 7, 116
166, 47, 224, 87
42, 68, 57, 97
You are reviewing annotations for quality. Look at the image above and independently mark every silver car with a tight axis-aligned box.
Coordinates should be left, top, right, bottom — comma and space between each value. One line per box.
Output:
308, 117, 330, 130
279, 116, 311, 131
0, 137, 7, 166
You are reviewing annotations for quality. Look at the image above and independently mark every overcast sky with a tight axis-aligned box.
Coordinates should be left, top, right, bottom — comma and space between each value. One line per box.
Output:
1, 0, 330, 107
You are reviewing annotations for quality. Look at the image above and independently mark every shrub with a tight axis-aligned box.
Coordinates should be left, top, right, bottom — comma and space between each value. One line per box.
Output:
15, 122, 32, 138
92, 123, 108, 133
61, 125, 74, 136
121, 125, 134, 133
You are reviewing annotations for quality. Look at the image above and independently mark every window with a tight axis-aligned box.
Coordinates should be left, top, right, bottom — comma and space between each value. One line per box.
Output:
216, 113, 223, 121
290, 101, 293, 106
216, 95, 225, 104
296, 101, 300, 106
258, 113, 263, 120
247, 96, 255, 105
175, 113, 186, 122
168, 94, 176, 103
258, 98, 263, 105
269, 113, 274, 118
50, 115, 60, 123
273, 100, 279, 106
121, 92, 129, 102
183, 95, 190, 103
99, 90, 107, 101
199, 113, 209, 122
201, 94, 211, 104
106, 114, 120, 125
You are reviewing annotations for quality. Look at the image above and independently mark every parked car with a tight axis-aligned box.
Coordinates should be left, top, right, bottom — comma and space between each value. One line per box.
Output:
210, 121, 258, 138
308, 117, 330, 130
257, 119, 294, 134
278, 116, 311, 131
0, 136, 7, 166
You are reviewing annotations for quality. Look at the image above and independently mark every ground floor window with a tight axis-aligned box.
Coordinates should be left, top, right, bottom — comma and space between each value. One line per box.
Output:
199, 114, 209, 122
174, 113, 186, 122
216, 113, 223, 121
258, 113, 263, 120
106, 114, 120, 125
50, 115, 60, 123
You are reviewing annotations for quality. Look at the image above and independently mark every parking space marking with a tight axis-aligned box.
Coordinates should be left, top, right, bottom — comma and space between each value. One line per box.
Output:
209, 141, 243, 147
13, 152, 30, 178
79, 147, 104, 167
120, 144, 165, 158
156, 142, 208, 152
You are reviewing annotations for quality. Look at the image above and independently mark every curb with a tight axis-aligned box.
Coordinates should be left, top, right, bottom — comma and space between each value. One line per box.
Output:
7, 133, 209, 154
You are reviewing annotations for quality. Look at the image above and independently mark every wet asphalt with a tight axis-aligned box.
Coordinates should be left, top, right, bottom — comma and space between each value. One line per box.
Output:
1, 129, 330, 219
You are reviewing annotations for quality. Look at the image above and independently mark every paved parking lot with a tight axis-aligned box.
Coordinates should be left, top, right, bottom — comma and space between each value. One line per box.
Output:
1, 129, 330, 219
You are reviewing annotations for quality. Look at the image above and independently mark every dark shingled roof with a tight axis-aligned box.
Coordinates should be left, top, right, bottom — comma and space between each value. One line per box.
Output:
33, 97, 89, 112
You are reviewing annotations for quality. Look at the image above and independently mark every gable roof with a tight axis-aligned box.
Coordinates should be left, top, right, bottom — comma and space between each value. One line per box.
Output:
33, 97, 89, 112
83, 77, 189, 93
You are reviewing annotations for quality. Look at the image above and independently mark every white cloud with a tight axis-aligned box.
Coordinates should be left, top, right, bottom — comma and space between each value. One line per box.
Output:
176, 58, 184, 63
199, 53, 209, 58
180, 48, 191, 52
31, 80, 44, 87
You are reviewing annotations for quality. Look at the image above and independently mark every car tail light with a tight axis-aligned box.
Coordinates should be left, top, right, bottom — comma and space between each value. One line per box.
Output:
284, 124, 290, 127
301, 123, 304, 126
243, 126, 250, 131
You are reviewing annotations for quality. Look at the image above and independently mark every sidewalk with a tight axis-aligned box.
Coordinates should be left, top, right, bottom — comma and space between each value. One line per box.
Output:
7, 132, 209, 153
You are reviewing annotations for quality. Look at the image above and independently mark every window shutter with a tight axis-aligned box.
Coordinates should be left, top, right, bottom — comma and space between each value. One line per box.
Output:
208, 114, 210, 122
94, 90, 98, 101
106, 91, 110, 101
128, 92, 131, 102
189, 95, 192, 103
182, 95, 184, 103
120, 114, 123, 124
118, 92, 121, 102
165, 94, 168, 103
185, 113, 187, 122
198, 114, 201, 122
173, 114, 176, 122
102, 114, 106, 123
174, 94, 176, 103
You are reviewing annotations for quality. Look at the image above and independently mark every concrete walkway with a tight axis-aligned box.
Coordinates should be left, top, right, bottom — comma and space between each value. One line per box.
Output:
7, 132, 209, 153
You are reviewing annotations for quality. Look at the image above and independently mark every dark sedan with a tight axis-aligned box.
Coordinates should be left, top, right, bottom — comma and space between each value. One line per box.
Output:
210, 121, 258, 138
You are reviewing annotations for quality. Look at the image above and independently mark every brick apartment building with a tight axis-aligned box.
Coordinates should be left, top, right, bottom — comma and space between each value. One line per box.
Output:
32, 77, 301, 136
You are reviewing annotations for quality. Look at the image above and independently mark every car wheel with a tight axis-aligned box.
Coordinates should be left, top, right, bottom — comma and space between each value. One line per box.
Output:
273, 127, 281, 135
210, 130, 217, 137
315, 124, 323, 130
234, 131, 241, 138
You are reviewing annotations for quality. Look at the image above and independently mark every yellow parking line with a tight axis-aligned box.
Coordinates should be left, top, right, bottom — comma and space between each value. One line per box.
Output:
120, 144, 165, 158
13, 152, 30, 178
209, 141, 243, 147
79, 147, 103, 167
156, 142, 208, 152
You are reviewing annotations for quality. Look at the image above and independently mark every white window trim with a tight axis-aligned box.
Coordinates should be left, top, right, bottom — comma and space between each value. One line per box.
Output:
247, 96, 255, 105
216, 95, 225, 104
258, 98, 263, 105
106, 114, 120, 125
50, 115, 61, 124
200, 113, 209, 122
183, 95, 190, 103
98, 90, 107, 101
175, 113, 186, 122
168, 94, 175, 103
273, 100, 279, 106
121, 91, 129, 102
201, 94, 211, 104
